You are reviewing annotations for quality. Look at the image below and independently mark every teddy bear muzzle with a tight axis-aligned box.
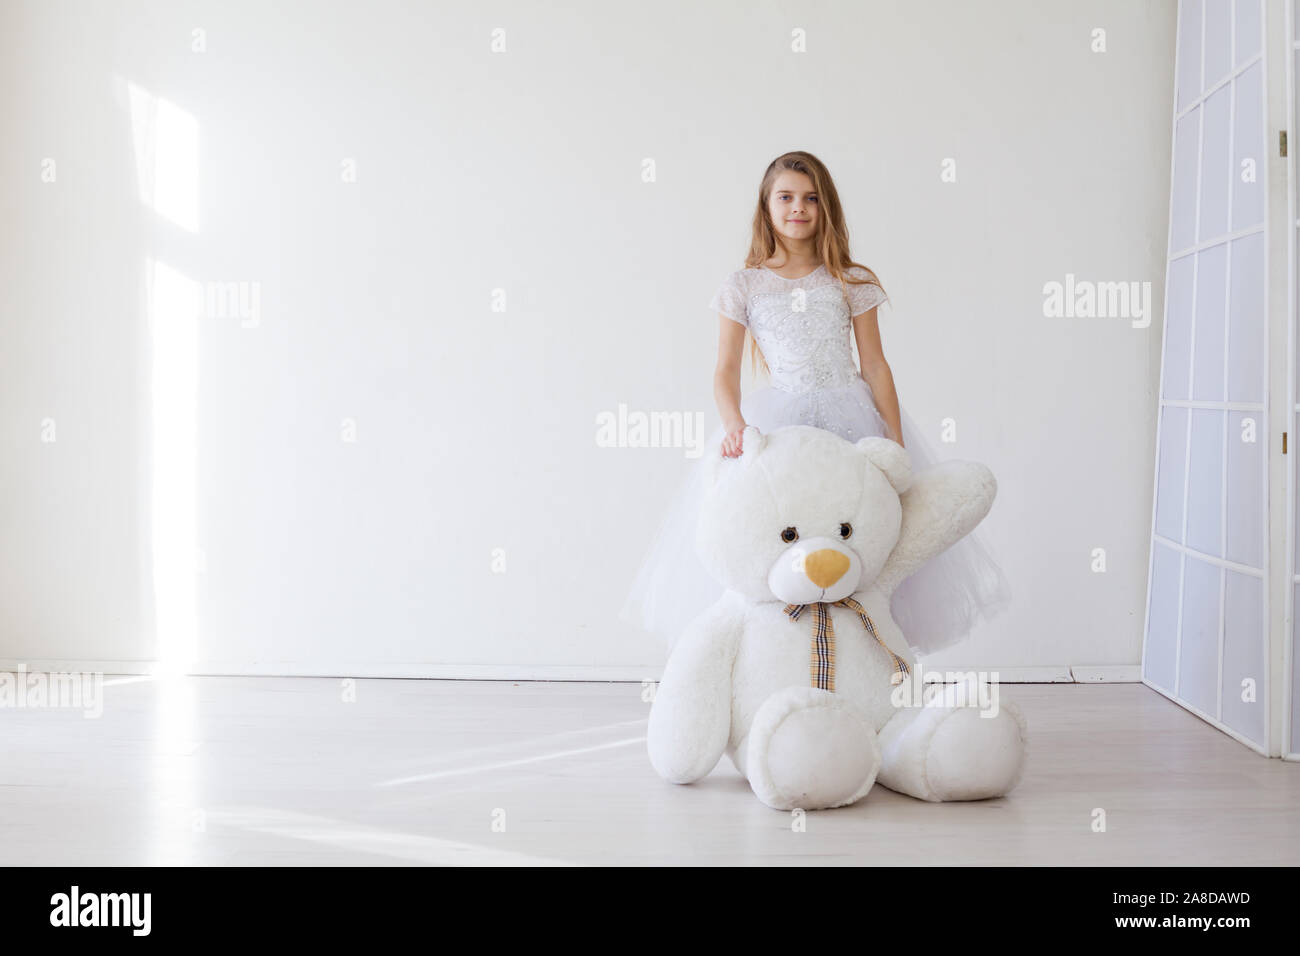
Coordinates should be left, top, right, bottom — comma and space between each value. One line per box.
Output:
766, 536, 861, 605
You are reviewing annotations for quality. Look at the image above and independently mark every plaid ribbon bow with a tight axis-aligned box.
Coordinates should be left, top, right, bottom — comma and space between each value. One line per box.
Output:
784, 596, 911, 692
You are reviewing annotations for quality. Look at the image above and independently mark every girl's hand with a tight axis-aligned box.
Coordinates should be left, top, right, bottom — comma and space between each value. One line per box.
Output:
721, 420, 750, 458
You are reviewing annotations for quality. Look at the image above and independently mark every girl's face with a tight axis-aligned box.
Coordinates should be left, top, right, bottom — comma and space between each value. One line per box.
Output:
767, 172, 819, 245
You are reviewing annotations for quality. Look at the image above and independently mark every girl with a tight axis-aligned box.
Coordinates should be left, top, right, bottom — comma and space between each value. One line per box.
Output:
620, 151, 1011, 654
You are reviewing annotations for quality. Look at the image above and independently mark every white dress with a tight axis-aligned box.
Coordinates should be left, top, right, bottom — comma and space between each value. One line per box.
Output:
619, 263, 1012, 655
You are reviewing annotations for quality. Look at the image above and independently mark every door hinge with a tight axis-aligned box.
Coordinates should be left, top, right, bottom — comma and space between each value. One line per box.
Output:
1282, 131, 1288, 157
1285, 431, 1289, 454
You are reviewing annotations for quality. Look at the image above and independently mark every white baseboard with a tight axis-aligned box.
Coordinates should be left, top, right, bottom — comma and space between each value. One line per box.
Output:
0, 658, 1144, 683
0, 658, 660, 682
912, 664, 1076, 683
1068, 664, 1144, 682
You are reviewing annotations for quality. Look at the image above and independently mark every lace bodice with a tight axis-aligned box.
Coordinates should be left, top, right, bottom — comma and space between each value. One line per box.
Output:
707, 264, 889, 393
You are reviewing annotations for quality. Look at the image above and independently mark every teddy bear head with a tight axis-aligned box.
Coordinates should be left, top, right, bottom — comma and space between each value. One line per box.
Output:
695, 425, 913, 605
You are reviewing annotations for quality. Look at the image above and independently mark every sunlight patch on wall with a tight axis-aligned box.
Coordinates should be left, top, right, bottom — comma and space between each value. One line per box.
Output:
126, 81, 200, 232
147, 257, 200, 674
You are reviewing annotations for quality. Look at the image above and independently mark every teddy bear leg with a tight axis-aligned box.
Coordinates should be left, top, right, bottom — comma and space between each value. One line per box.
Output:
742, 685, 881, 811
877, 692, 1027, 802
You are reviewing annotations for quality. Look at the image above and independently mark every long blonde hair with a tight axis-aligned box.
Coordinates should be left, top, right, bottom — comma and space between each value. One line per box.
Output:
739, 151, 886, 374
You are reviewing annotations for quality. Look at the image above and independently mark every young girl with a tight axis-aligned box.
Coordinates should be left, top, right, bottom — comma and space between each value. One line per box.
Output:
620, 151, 1011, 655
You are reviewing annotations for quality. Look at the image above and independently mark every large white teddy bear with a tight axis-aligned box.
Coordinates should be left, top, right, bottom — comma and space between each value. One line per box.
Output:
647, 425, 1027, 811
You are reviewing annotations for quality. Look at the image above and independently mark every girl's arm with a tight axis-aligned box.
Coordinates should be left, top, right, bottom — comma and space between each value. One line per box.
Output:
852, 307, 904, 447
714, 316, 748, 457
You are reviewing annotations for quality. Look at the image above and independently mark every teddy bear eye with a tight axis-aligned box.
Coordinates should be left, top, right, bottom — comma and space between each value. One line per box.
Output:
780, 526, 799, 543
839, 522, 853, 539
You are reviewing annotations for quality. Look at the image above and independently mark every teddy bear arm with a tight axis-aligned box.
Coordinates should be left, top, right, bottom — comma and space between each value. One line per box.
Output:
874, 461, 996, 598
646, 601, 742, 785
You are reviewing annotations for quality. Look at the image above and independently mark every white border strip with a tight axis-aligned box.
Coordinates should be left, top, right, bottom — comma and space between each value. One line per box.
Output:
1283, 0, 1298, 760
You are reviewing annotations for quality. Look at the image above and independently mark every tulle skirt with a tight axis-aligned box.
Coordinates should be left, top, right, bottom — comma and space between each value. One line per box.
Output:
618, 378, 1012, 656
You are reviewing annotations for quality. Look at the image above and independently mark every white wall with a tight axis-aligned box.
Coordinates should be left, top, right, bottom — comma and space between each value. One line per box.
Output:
0, 0, 1177, 677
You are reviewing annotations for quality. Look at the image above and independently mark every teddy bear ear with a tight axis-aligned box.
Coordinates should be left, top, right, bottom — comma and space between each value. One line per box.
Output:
738, 425, 766, 463
856, 436, 912, 493
705, 426, 766, 486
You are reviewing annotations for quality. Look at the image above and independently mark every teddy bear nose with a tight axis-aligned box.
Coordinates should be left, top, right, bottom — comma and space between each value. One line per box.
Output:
803, 548, 849, 588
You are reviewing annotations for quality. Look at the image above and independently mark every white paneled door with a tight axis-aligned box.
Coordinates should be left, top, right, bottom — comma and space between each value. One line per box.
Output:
1144, 0, 1271, 754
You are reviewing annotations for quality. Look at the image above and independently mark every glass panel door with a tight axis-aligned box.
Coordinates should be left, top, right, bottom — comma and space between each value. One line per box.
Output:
1144, 0, 1271, 754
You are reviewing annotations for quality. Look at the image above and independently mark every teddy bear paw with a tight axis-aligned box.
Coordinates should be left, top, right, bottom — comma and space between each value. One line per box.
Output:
878, 695, 1027, 802
925, 702, 1026, 801
744, 686, 881, 811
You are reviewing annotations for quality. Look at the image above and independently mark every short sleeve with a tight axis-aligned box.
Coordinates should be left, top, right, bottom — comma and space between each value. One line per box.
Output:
708, 271, 748, 327
845, 267, 889, 316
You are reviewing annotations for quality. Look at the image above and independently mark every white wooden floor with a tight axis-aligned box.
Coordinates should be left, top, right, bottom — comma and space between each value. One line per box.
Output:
1, 676, 1297, 865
